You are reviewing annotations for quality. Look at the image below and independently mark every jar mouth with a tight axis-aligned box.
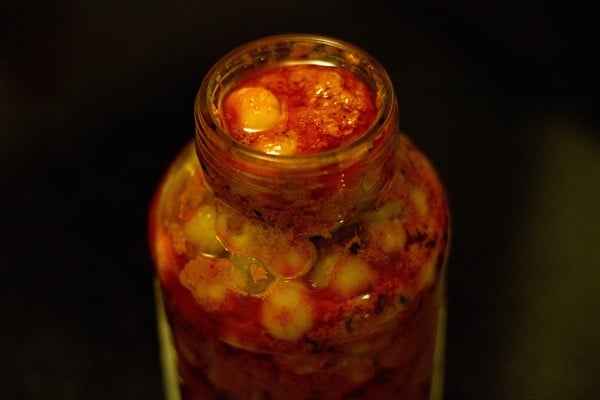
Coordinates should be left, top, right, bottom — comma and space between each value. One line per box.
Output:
194, 33, 396, 173
194, 34, 398, 234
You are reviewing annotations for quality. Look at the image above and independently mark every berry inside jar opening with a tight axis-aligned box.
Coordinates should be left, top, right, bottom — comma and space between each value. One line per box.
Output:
219, 64, 378, 155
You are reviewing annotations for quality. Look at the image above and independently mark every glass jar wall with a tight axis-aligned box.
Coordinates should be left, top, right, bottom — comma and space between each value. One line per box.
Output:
149, 34, 450, 400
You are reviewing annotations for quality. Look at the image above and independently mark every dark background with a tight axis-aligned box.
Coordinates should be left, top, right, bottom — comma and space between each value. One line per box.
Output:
2, 1, 599, 399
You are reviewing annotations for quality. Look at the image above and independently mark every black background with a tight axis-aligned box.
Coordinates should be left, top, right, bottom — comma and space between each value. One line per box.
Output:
2, 1, 599, 399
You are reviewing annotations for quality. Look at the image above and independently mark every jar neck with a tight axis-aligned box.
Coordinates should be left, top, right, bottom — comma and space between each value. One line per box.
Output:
194, 34, 398, 235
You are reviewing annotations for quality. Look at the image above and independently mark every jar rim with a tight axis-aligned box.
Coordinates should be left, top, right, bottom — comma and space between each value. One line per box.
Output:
194, 33, 396, 172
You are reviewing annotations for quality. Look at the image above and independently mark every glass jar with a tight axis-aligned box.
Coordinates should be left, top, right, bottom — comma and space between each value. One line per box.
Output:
149, 34, 450, 400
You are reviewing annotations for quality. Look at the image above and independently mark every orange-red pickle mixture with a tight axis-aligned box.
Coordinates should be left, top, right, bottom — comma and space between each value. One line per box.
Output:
150, 63, 449, 400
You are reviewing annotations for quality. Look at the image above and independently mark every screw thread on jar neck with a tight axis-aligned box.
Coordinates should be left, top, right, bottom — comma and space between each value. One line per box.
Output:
194, 34, 398, 235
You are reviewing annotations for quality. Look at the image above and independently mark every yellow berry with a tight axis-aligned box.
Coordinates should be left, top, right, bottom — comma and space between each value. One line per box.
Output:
184, 203, 225, 256
227, 87, 282, 132
228, 224, 253, 250
417, 252, 438, 290
254, 134, 297, 155
308, 250, 341, 289
261, 282, 313, 341
329, 255, 374, 298
214, 206, 252, 253
180, 258, 234, 311
369, 219, 406, 253
411, 187, 428, 217
363, 200, 404, 223
269, 240, 316, 278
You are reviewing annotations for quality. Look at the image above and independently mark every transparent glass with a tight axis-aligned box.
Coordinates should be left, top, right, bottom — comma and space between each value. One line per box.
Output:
149, 34, 450, 400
